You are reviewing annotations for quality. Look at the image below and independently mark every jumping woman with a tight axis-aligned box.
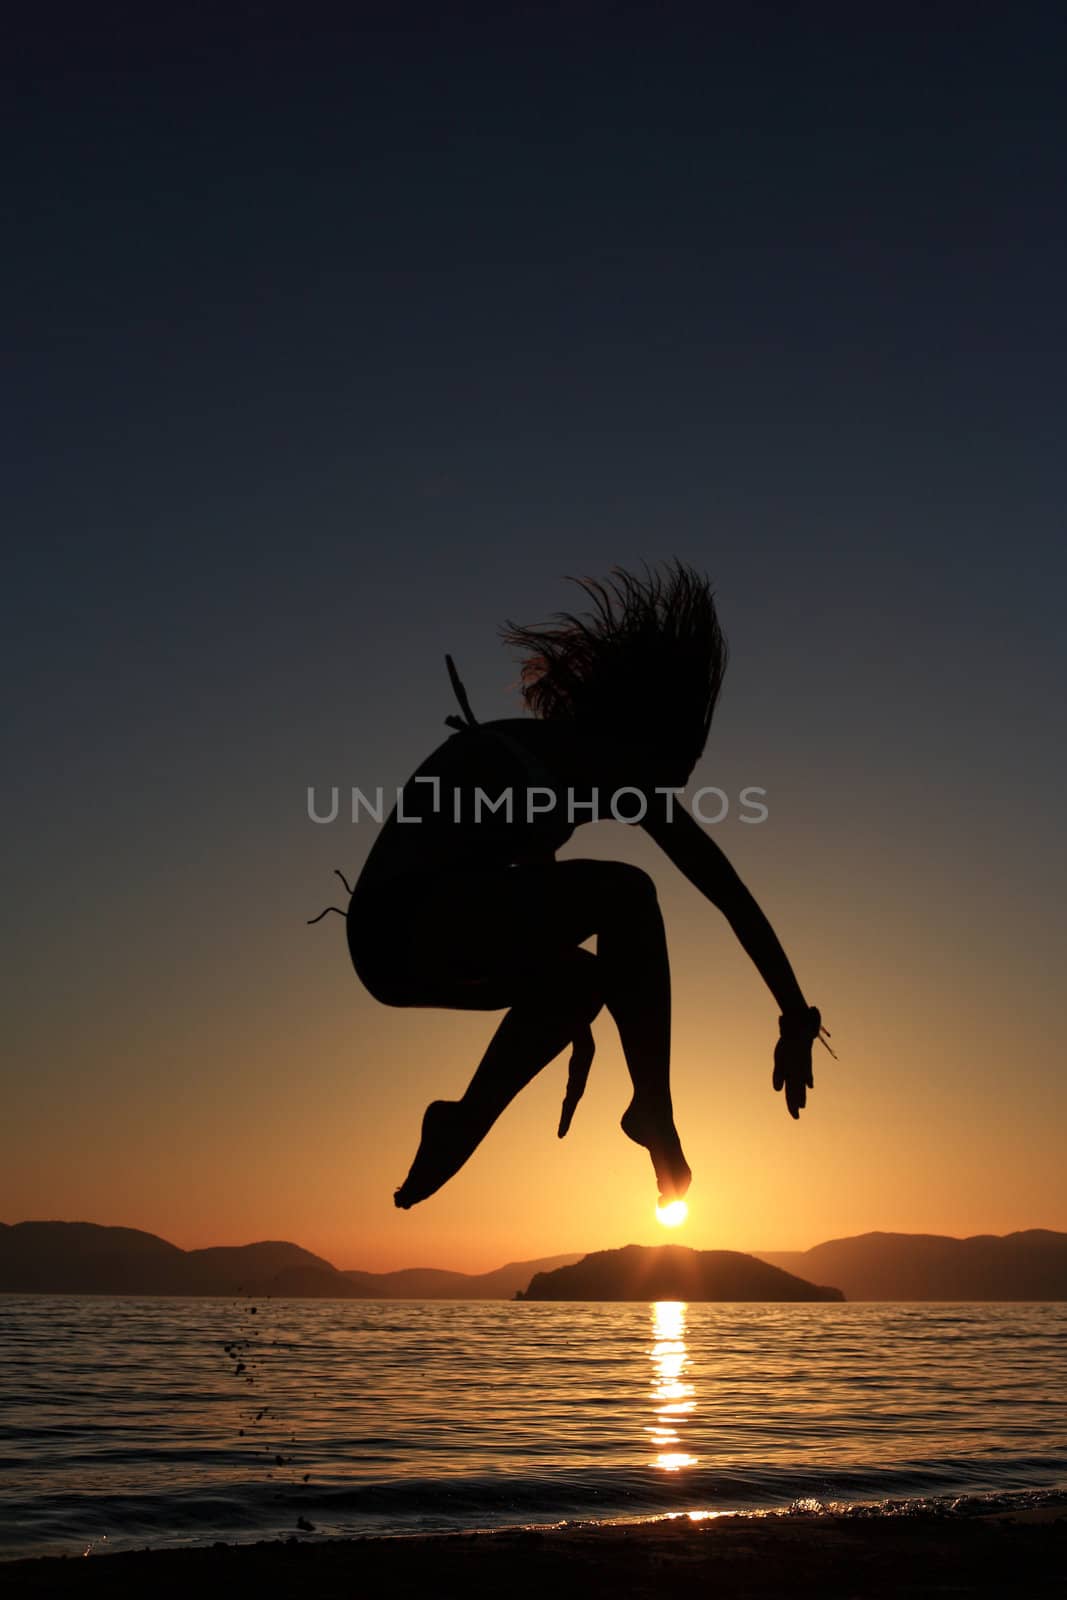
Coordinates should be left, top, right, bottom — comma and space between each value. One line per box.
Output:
322, 563, 830, 1211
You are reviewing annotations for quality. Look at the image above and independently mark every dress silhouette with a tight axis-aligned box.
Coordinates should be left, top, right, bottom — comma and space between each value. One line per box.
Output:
318, 564, 830, 1210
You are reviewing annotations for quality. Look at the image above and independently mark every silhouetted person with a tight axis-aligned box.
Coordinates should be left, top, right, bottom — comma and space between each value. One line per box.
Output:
325, 563, 829, 1210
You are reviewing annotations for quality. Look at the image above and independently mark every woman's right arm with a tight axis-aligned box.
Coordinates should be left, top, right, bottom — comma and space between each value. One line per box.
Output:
641, 797, 824, 1117
641, 799, 808, 1015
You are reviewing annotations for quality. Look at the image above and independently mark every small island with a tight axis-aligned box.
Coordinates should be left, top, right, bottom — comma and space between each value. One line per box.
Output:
517, 1244, 845, 1301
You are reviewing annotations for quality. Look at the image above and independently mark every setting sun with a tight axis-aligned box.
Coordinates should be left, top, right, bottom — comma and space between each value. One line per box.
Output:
656, 1200, 689, 1228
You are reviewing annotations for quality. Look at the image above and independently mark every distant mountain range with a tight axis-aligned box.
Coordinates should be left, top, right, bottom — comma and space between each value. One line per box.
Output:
341, 1257, 583, 1299
520, 1245, 843, 1301
2, 1222, 1066, 1299
0, 1223, 579, 1299
752, 1230, 1067, 1300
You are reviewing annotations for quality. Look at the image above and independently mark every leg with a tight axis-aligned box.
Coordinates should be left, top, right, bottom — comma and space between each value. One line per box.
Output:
394, 948, 602, 1207
389, 859, 690, 1205
597, 871, 692, 1203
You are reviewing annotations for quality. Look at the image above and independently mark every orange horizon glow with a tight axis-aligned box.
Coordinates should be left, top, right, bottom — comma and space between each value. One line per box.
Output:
5, 796, 1066, 1277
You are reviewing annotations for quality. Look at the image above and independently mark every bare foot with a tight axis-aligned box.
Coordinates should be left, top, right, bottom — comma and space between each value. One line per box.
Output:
620, 1100, 692, 1202
394, 1100, 485, 1209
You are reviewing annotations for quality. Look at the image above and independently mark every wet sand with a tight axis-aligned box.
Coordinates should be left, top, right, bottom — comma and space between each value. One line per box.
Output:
5, 1507, 1066, 1598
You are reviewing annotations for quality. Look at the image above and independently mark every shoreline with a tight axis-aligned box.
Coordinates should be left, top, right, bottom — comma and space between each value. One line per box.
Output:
6, 1505, 1066, 1597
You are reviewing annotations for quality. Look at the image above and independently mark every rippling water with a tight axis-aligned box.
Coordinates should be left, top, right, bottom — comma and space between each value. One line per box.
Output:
1, 1296, 1065, 1558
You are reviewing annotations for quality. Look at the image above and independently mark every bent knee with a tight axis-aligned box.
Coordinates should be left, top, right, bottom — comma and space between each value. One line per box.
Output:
594, 860, 659, 911
558, 948, 605, 1020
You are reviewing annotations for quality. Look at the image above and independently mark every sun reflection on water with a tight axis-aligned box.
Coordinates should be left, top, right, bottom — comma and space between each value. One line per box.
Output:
647, 1300, 698, 1472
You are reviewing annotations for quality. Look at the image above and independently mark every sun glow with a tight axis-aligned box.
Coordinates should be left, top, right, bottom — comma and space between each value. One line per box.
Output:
656, 1199, 688, 1227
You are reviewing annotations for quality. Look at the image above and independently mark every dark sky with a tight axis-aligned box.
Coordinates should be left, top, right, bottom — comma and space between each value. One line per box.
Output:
4, 3, 1066, 1262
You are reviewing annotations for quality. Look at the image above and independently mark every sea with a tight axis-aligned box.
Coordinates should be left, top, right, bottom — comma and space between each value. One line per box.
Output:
1, 1296, 1065, 1560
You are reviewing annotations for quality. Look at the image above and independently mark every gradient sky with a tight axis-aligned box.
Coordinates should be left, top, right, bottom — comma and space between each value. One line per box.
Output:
5, 4, 1066, 1272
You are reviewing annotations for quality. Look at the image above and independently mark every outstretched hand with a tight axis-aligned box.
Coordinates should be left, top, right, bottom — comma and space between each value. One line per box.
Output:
773, 1006, 824, 1119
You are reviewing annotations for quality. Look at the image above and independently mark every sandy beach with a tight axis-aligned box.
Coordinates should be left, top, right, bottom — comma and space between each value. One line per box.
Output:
6, 1506, 1066, 1598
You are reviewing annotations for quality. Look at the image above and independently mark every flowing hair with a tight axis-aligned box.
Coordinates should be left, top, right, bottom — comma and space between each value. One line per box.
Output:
500, 562, 728, 778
